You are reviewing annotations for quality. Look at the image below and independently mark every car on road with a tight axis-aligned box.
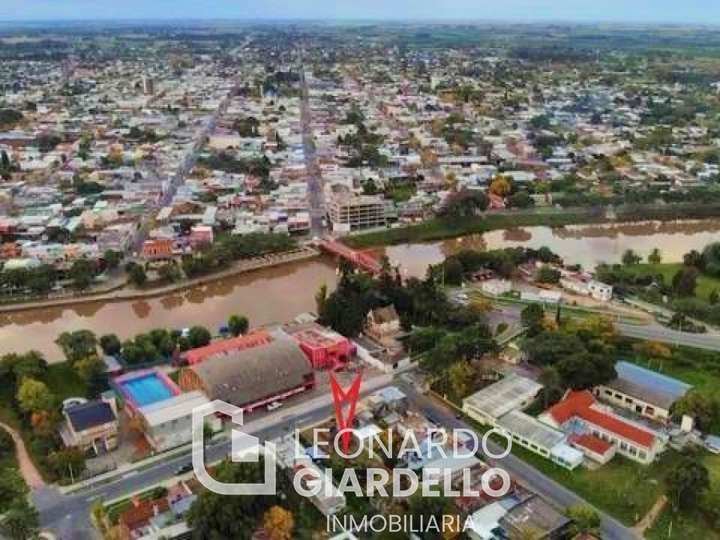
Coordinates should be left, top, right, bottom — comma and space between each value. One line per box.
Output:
175, 463, 193, 475
267, 401, 283, 411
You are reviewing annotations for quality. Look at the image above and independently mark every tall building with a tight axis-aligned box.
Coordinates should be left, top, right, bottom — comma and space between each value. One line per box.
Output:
327, 189, 387, 232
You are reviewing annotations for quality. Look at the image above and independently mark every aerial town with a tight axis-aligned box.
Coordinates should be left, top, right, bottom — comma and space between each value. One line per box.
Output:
1, 12, 720, 540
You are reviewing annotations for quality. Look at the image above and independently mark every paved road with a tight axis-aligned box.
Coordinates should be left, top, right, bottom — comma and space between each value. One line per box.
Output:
617, 322, 720, 351
34, 373, 392, 539
480, 296, 720, 351
34, 370, 637, 540
395, 381, 639, 540
299, 67, 326, 236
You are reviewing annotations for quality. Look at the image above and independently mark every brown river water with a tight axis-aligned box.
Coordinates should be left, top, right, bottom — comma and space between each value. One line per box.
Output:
3, 219, 720, 361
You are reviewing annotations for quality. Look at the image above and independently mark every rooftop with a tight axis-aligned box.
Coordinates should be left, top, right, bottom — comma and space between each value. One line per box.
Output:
464, 375, 543, 420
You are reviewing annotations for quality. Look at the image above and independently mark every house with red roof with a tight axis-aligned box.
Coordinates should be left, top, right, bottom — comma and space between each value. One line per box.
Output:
538, 390, 666, 465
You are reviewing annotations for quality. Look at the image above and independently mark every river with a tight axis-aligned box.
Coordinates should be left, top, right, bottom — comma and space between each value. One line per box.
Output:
3, 219, 720, 361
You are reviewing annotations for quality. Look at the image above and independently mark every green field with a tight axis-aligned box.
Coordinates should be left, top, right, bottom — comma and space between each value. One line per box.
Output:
626, 263, 720, 302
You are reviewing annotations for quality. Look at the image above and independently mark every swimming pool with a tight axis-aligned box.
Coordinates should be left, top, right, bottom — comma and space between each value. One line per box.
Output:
113, 369, 181, 410
123, 374, 174, 407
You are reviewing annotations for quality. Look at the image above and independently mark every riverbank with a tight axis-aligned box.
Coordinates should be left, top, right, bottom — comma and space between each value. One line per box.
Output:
345, 202, 720, 249
0, 246, 321, 314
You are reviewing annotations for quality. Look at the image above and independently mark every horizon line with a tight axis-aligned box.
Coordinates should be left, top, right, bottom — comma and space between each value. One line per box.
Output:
1, 17, 720, 27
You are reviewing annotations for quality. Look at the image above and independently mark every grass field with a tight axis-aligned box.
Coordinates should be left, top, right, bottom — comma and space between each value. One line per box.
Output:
626, 263, 720, 302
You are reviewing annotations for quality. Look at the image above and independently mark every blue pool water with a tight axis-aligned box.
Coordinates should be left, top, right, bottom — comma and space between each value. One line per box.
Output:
122, 374, 174, 407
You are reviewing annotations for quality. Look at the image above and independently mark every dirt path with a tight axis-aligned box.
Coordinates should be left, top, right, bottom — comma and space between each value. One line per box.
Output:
0, 422, 45, 489
632, 495, 667, 535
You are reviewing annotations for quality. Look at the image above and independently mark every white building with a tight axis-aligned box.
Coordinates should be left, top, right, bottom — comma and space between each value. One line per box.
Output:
138, 391, 220, 452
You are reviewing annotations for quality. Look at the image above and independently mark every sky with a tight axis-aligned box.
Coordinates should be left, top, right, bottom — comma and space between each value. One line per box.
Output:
2, 0, 720, 24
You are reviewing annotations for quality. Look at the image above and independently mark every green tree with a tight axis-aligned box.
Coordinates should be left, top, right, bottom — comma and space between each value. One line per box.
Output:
48, 447, 87, 483
16, 378, 54, 414
74, 355, 106, 395
565, 504, 601, 537
535, 265, 561, 284
103, 250, 122, 270
648, 248, 662, 265
128, 264, 147, 287
69, 259, 97, 290
228, 315, 249, 337
538, 365, 562, 407
672, 391, 719, 432
0, 498, 39, 540
447, 361, 474, 399
621, 249, 641, 266
99, 334, 122, 356
187, 326, 212, 348
672, 266, 699, 297
56, 330, 97, 364
521, 304, 544, 334
665, 457, 710, 510
187, 459, 285, 539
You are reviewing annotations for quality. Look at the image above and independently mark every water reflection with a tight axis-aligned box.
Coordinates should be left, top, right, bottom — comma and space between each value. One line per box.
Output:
5, 219, 720, 361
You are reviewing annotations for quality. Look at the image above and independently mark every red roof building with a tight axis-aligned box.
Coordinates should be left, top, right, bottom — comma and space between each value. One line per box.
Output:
539, 390, 664, 465
141, 238, 174, 260
283, 322, 355, 370
183, 330, 272, 366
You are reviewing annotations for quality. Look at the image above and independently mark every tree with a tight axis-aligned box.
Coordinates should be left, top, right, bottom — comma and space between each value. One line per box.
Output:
103, 250, 122, 270
187, 326, 212, 348
665, 457, 710, 510
99, 334, 122, 356
538, 366, 562, 407
648, 248, 662, 265
506, 191, 534, 208
187, 459, 285, 539
489, 175, 513, 197
74, 355, 106, 395
262, 506, 294, 540
556, 352, 617, 390
68, 259, 97, 290
0, 428, 13, 457
683, 249, 705, 270
447, 361, 474, 399
0, 498, 39, 540
672, 391, 719, 432
672, 266, 698, 297
521, 304, 544, 334
621, 249, 641, 266
158, 263, 182, 283
16, 378, 54, 414
710, 289, 719, 305
56, 330, 97, 365
48, 447, 87, 482
0, 468, 26, 511
535, 266, 561, 284
128, 264, 147, 287
565, 504, 601, 537
228, 315, 249, 337
703, 242, 720, 277
8, 352, 47, 382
